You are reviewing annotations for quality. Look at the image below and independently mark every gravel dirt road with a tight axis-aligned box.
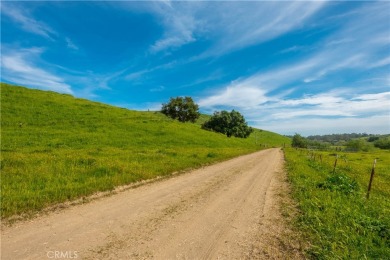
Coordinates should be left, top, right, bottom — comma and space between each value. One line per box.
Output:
1, 148, 303, 259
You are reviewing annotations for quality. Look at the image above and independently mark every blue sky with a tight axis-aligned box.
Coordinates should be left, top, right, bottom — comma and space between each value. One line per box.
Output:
1, 1, 389, 136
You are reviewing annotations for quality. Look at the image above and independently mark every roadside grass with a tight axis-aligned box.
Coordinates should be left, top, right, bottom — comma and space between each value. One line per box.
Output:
284, 148, 390, 259
0, 83, 290, 219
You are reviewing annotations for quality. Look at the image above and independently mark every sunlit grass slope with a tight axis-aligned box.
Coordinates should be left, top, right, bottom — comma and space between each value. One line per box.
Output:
0, 83, 290, 218
285, 148, 390, 258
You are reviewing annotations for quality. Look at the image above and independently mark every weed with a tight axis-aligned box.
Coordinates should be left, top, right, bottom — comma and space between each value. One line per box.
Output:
317, 174, 359, 195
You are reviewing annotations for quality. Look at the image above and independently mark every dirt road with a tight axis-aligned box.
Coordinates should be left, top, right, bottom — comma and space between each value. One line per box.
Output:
1, 148, 301, 259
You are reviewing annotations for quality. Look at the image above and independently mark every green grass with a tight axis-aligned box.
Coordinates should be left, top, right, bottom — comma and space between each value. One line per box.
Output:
0, 83, 290, 218
284, 148, 390, 259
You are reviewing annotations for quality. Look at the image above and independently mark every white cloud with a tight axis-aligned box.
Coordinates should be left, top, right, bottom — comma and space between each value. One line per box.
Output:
352, 92, 390, 101
198, 85, 268, 109
197, 57, 321, 107
1, 48, 73, 94
245, 57, 320, 89
66, 38, 79, 50
271, 91, 389, 117
1, 3, 56, 40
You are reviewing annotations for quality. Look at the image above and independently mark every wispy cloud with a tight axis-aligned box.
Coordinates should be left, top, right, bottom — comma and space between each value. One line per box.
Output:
197, 57, 320, 109
270, 92, 390, 119
200, 87, 389, 120
199, 85, 268, 109
1, 48, 73, 94
367, 56, 390, 69
125, 61, 177, 82
279, 45, 307, 54
201, 1, 325, 57
66, 37, 79, 50
126, 1, 389, 135
150, 86, 165, 92
199, 1, 390, 110
1, 3, 56, 40
242, 89, 390, 135
61, 67, 128, 99
146, 1, 325, 56
148, 2, 197, 53
177, 69, 224, 89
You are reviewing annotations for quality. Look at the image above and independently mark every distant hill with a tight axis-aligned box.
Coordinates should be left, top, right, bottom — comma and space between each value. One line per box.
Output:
0, 83, 290, 218
307, 133, 389, 144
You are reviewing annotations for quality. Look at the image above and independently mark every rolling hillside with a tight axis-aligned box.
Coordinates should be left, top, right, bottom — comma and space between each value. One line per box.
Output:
0, 83, 290, 218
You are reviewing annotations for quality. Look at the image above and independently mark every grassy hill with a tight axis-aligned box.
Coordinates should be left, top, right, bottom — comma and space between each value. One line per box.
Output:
0, 83, 290, 218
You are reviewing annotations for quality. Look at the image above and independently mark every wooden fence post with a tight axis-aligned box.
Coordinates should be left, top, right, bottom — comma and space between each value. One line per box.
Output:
366, 159, 377, 199
333, 155, 338, 174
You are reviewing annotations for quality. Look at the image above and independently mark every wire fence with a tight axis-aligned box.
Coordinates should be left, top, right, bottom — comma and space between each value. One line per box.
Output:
292, 148, 381, 199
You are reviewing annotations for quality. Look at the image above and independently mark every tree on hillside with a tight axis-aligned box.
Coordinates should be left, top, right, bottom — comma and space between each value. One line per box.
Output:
292, 133, 307, 148
161, 96, 200, 123
202, 110, 253, 138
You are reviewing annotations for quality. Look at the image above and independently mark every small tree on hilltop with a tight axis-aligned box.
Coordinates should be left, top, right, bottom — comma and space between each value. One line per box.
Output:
202, 110, 253, 138
292, 133, 307, 148
161, 96, 200, 123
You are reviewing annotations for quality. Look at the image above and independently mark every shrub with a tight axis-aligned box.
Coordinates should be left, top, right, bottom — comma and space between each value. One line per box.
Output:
292, 133, 307, 148
202, 110, 253, 138
374, 137, 390, 150
345, 139, 373, 152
